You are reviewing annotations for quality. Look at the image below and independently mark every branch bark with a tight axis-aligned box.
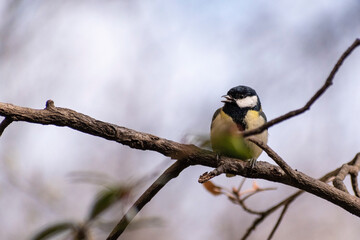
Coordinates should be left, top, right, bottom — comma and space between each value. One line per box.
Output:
1, 100, 360, 218
0, 100, 199, 160
333, 154, 360, 195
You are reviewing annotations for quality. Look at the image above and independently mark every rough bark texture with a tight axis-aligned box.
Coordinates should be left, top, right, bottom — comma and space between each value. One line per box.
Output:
1, 100, 360, 217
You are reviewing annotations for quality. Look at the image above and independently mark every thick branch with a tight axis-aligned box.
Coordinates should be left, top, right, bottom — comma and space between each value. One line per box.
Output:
1, 100, 360, 218
0, 100, 199, 161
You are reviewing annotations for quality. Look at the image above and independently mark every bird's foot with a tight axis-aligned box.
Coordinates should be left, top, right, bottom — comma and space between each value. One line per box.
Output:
216, 153, 221, 162
249, 158, 257, 168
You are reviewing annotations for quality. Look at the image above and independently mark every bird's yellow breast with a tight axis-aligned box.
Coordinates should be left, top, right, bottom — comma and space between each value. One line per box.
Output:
244, 110, 268, 159
210, 109, 238, 137
210, 108, 268, 160
244, 110, 265, 129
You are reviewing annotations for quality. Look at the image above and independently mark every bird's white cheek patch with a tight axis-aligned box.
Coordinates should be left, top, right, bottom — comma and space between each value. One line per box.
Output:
236, 96, 258, 108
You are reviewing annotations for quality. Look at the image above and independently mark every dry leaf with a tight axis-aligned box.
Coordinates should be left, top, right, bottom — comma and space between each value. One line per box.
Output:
203, 181, 222, 196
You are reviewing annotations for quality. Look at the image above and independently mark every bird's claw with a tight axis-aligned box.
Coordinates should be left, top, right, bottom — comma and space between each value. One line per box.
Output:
249, 158, 257, 168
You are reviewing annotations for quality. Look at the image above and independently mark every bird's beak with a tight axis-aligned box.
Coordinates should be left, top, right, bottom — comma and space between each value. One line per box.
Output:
221, 95, 234, 103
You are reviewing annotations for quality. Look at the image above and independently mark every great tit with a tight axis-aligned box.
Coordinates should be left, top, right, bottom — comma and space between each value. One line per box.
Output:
210, 85, 268, 167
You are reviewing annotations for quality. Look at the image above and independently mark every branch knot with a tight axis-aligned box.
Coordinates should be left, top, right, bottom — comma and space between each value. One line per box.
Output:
45, 100, 55, 110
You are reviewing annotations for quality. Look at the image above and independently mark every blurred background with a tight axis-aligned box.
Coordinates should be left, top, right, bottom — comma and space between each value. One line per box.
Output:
1, 0, 360, 239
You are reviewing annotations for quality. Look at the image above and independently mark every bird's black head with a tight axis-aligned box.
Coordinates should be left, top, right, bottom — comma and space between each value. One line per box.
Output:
227, 85, 257, 99
221, 85, 261, 127
222, 85, 261, 111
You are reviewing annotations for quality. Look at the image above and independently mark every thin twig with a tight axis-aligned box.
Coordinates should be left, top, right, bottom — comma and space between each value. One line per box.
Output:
106, 159, 190, 240
333, 154, 360, 193
350, 154, 360, 197
242, 38, 360, 138
241, 191, 301, 240
237, 178, 246, 192
198, 164, 226, 183
267, 203, 290, 240
333, 164, 351, 193
232, 186, 276, 215
241, 187, 277, 202
247, 137, 297, 179
351, 173, 360, 198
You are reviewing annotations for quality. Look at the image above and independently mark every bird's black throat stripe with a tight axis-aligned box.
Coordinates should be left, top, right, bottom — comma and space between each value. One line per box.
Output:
222, 103, 249, 130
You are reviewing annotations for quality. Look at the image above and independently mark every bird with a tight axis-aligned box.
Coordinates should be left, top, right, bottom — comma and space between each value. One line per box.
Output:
210, 85, 268, 168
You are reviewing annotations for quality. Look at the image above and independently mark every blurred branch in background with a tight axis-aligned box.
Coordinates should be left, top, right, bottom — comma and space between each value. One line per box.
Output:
107, 159, 190, 240
31, 167, 169, 240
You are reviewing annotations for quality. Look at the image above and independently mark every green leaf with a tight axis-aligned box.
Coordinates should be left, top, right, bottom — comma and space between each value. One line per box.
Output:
88, 185, 130, 221
31, 222, 75, 240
